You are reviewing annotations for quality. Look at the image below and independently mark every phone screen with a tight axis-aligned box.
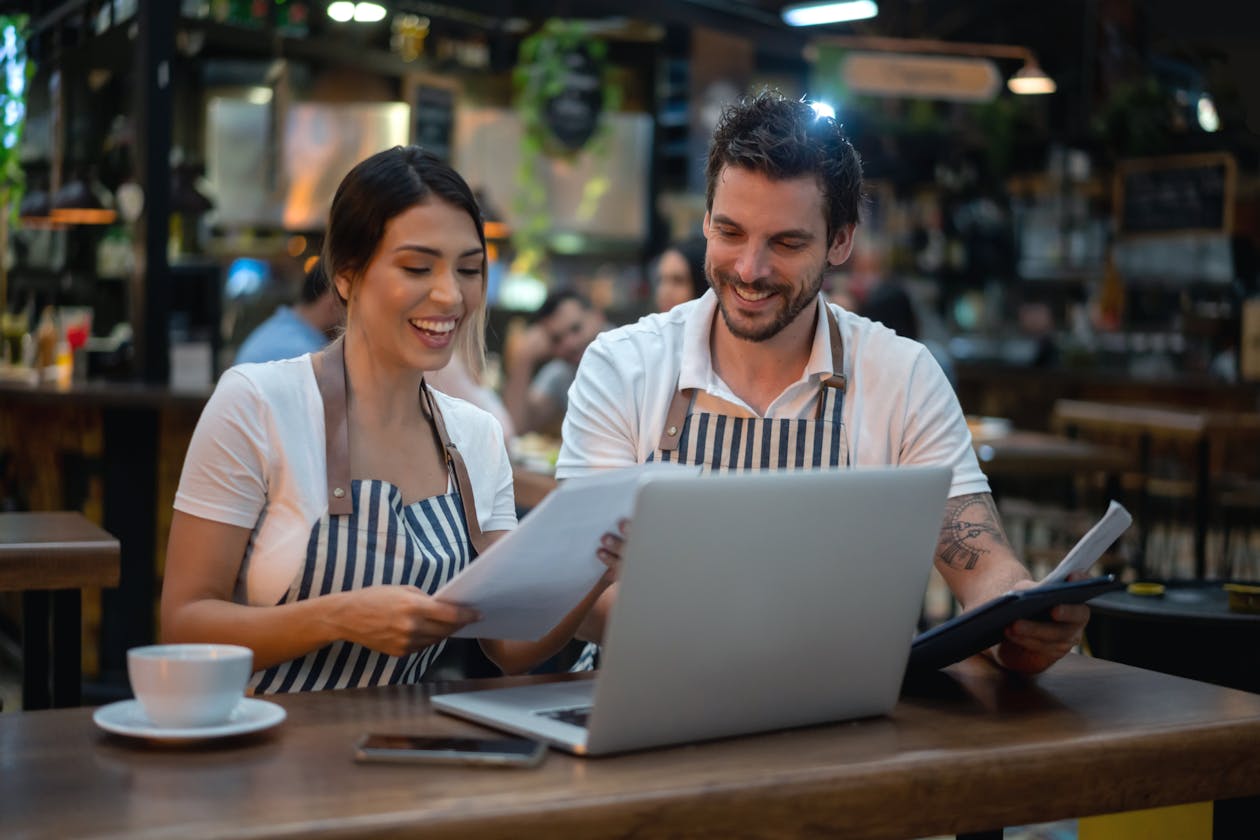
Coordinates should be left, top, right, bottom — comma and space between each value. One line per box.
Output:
355, 734, 547, 766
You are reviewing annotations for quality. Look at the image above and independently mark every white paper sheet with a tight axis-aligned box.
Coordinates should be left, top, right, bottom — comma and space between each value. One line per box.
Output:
435, 463, 697, 640
1036, 500, 1133, 587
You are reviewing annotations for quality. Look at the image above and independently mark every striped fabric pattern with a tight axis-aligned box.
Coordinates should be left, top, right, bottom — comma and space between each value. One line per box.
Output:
649, 403, 847, 471
251, 479, 472, 694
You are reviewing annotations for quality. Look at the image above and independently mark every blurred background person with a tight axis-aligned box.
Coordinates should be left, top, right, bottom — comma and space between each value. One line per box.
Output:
859, 281, 957, 388
653, 237, 708, 312
502, 289, 609, 436
234, 259, 342, 365
427, 345, 516, 443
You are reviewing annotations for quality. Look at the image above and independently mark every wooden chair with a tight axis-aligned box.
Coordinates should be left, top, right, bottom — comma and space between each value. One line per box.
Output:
1051, 399, 1210, 579
1053, 400, 1260, 582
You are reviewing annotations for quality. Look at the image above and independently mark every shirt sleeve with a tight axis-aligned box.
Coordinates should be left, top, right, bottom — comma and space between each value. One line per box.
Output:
482, 418, 518, 532
174, 369, 272, 529
556, 336, 641, 478
898, 346, 990, 498
446, 395, 518, 533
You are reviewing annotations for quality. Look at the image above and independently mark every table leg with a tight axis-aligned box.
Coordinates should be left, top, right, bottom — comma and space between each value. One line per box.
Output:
1216, 795, 1260, 840
1195, 436, 1209, 580
1135, 432, 1151, 579
20, 590, 51, 710
51, 588, 82, 707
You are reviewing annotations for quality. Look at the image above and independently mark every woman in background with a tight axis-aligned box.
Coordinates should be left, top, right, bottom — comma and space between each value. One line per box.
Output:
653, 237, 708, 312
161, 146, 611, 692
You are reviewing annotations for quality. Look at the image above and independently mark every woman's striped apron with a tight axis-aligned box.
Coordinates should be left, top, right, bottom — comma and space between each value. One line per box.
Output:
571, 305, 850, 671
251, 340, 490, 694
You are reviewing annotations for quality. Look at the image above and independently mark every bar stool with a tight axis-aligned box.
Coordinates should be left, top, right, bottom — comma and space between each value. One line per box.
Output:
0, 512, 119, 709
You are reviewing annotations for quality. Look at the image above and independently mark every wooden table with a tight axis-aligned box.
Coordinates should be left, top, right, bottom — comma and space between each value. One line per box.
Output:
972, 429, 1133, 478
2, 379, 209, 700
4, 655, 1260, 838
0, 512, 120, 709
512, 464, 559, 511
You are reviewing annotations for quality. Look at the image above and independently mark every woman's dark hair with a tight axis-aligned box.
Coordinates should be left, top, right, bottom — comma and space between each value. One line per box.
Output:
323, 145, 487, 370
299, 258, 329, 304
670, 237, 709, 299
859, 282, 920, 341
705, 90, 863, 245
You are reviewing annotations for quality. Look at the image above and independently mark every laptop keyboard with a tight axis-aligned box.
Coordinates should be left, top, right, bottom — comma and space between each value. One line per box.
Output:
538, 706, 592, 728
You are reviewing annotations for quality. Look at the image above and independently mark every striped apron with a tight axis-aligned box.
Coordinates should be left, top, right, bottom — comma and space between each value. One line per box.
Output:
571, 306, 850, 671
251, 340, 491, 694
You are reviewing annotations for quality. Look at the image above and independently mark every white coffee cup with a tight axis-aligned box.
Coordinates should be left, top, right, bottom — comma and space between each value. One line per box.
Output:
127, 644, 253, 728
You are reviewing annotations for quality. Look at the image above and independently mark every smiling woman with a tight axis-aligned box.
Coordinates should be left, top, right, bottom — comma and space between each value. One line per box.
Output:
159, 146, 616, 693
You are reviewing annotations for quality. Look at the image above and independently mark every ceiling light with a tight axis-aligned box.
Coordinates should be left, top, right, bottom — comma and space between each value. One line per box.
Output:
327, 2, 355, 22
50, 173, 117, 225
782, 1, 879, 27
1007, 60, 1056, 95
1197, 94, 1220, 132
353, 2, 387, 22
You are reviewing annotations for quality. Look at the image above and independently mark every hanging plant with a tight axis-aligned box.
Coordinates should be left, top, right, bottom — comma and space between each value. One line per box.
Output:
0, 14, 32, 315
511, 19, 621, 276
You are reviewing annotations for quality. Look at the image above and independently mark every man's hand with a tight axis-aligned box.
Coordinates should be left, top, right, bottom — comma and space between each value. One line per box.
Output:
992, 572, 1091, 675
595, 518, 630, 584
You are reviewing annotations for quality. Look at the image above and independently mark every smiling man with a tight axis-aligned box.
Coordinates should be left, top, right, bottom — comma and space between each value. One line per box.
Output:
556, 90, 1088, 676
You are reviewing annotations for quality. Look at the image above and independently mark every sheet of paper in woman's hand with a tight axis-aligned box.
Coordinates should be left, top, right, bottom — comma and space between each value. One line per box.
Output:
1037, 500, 1132, 587
435, 463, 698, 640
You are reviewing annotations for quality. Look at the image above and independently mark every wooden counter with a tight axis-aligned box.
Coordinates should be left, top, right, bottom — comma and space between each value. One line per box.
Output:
3, 655, 1260, 838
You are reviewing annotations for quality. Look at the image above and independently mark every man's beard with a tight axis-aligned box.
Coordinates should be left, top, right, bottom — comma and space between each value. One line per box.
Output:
709, 265, 825, 343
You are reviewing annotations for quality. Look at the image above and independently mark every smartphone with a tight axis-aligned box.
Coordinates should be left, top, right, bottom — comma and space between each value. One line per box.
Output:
354, 734, 547, 767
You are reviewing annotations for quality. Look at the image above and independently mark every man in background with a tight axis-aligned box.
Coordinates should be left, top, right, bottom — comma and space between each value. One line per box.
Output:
503, 289, 608, 436
234, 260, 342, 365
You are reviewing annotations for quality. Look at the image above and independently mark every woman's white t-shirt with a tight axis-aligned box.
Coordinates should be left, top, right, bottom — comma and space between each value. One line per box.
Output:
174, 355, 516, 607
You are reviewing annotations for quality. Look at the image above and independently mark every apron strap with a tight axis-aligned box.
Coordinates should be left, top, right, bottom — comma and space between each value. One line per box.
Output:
657, 388, 697, 453
818, 305, 847, 421
420, 381, 491, 556
314, 339, 354, 516
314, 338, 487, 553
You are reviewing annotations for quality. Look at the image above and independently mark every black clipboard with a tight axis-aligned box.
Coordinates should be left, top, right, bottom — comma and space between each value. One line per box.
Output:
907, 575, 1123, 672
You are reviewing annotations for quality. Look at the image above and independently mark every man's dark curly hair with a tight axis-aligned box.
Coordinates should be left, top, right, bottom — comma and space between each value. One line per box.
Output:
705, 90, 863, 243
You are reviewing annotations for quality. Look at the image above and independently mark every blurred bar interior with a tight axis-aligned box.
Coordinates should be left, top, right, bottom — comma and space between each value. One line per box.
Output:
0, 0, 1258, 702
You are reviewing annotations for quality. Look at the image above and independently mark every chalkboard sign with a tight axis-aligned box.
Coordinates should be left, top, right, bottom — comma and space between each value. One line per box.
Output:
410, 78, 457, 162
544, 44, 604, 152
1115, 153, 1236, 237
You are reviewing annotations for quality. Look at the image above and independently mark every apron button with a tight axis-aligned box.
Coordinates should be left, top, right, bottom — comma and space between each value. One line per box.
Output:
333, 487, 345, 498
667, 425, 678, 436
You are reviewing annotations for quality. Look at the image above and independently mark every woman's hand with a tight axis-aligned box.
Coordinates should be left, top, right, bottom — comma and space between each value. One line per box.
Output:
328, 585, 480, 658
596, 518, 630, 584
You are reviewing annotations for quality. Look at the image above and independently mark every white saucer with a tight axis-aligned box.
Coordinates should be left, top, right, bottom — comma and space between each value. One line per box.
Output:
93, 697, 286, 742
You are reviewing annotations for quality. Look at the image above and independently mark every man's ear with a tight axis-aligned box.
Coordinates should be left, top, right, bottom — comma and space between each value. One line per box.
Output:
827, 224, 856, 266
702, 211, 711, 239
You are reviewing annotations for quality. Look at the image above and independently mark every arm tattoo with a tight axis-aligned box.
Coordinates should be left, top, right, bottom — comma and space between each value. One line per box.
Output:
936, 493, 1013, 571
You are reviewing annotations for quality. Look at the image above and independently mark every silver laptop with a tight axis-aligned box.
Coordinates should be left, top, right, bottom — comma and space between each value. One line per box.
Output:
432, 466, 950, 756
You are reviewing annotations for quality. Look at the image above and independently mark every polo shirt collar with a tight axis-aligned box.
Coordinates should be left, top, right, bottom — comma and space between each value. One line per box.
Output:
678, 290, 837, 392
